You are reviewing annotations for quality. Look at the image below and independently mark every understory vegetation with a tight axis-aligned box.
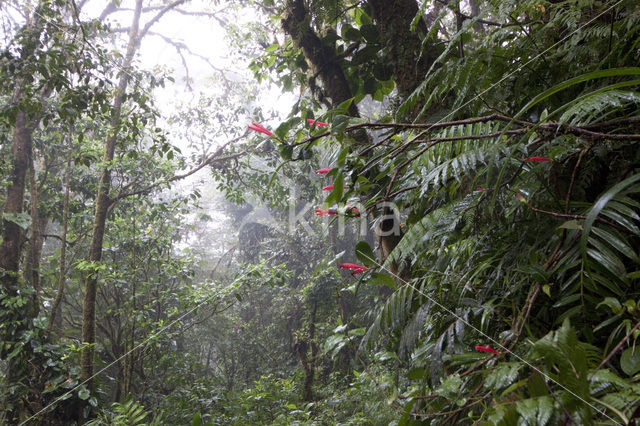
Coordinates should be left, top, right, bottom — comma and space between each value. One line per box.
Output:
1, 0, 639, 424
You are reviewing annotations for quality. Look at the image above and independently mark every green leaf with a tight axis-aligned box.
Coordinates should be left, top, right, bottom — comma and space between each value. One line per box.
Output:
597, 297, 623, 314
484, 362, 522, 390
581, 173, 640, 256
366, 272, 397, 290
3, 212, 32, 230
78, 387, 90, 400
324, 173, 344, 207
620, 347, 640, 376
355, 241, 377, 267
407, 367, 425, 380
279, 144, 293, 161
341, 25, 361, 41
335, 98, 354, 115
331, 114, 351, 135
337, 146, 349, 166
348, 327, 366, 337
360, 24, 378, 43
558, 220, 582, 230
192, 412, 202, 426
515, 68, 640, 120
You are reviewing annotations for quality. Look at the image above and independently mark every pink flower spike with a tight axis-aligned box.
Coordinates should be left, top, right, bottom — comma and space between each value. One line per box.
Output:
307, 118, 329, 127
248, 122, 274, 137
339, 263, 367, 274
316, 168, 333, 174
322, 184, 349, 191
475, 345, 500, 354
523, 156, 551, 162
315, 209, 337, 216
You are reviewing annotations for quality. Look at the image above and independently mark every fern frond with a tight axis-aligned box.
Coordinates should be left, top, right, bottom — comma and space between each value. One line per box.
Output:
384, 196, 474, 270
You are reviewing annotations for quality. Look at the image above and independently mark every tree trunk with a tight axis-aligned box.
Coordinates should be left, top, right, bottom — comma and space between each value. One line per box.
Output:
282, 0, 359, 117
367, 0, 438, 99
25, 155, 48, 317
0, 111, 32, 295
47, 142, 72, 336
282, 0, 411, 277
295, 303, 317, 402
366, 0, 439, 277
0, 110, 36, 420
80, 0, 143, 386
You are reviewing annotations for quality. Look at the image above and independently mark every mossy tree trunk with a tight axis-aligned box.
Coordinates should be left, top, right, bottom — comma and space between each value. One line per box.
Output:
80, 0, 143, 386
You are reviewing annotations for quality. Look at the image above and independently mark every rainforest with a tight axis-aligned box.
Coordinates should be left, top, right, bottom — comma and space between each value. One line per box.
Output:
0, 0, 639, 424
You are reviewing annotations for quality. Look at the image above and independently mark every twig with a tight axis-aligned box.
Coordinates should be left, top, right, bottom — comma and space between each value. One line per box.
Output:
565, 147, 589, 214
590, 318, 640, 378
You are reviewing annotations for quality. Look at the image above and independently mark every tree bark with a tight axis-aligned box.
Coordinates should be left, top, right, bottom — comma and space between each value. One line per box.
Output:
366, 0, 438, 276
282, 0, 411, 275
80, 0, 143, 386
0, 112, 32, 295
47, 142, 72, 335
282, 0, 359, 117
25, 155, 48, 317
367, 0, 438, 99
295, 303, 317, 402
0, 111, 35, 420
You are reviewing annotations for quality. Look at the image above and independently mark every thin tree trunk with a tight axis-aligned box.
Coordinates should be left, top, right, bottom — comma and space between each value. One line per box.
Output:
295, 303, 317, 402
25, 154, 48, 317
122, 212, 138, 400
47, 142, 72, 335
80, 0, 143, 386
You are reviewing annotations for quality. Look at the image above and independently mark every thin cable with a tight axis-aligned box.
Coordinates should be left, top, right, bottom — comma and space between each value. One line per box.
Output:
357, 251, 622, 424
19, 255, 277, 425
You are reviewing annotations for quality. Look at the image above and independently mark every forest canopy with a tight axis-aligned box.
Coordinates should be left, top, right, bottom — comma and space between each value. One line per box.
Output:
0, 0, 639, 424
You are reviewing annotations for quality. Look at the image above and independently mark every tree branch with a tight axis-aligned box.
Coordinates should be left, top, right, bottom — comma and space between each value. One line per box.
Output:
111, 132, 250, 204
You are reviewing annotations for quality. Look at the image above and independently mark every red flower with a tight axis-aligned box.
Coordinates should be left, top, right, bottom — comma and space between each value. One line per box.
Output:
307, 119, 329, 127
523, 156, 551, 162
475, 345, 500, 354
248, 122, 274, 137
315, 209, 338, 216
322, 184, 349, 191
476, 187, 486, 191
339, 263, 367, 274
316, 168, 333, 174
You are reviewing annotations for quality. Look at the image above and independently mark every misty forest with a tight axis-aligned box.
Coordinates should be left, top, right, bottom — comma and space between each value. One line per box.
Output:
1, 0, 640, 424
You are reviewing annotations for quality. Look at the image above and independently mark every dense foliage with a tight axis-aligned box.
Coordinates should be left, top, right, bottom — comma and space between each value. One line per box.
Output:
0, 0, 639, 424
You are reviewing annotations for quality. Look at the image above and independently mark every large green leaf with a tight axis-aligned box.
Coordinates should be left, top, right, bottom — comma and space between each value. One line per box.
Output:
581, 173, 640, 255
514, 68, 640, 120
620, 347, 640, 376
355, 240, 377, 267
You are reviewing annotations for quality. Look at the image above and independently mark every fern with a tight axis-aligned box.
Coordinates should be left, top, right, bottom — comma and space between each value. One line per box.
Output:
558, 89, 640, 126
383, 196, 473, 270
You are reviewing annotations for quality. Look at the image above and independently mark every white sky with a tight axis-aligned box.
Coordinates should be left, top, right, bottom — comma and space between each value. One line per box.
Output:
80, 0, 294, 124
76, 1, 299, 258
